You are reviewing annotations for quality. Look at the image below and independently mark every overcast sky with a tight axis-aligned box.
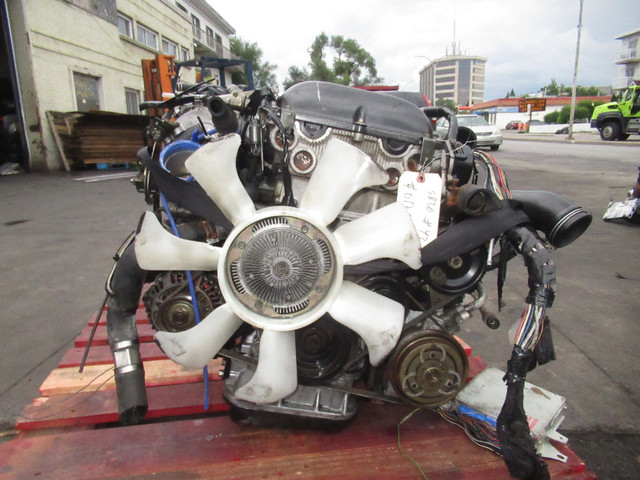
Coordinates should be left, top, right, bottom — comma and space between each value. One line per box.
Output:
211, 0, 640, 100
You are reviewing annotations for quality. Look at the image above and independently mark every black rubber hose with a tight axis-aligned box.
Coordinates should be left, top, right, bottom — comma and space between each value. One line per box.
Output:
422, 106, 458, 141
106, 238, 148, 425
510, 190, 591, 248
209, 96, 239, 135
421, 204, 530, 266
137, 147, 233, 231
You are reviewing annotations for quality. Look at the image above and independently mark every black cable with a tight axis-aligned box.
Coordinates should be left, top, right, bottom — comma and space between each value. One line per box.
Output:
78, 292, 108, 373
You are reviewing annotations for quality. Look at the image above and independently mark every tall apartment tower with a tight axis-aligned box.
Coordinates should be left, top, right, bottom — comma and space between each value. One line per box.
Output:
419, 53, 487, 107
614, 28, 640, 90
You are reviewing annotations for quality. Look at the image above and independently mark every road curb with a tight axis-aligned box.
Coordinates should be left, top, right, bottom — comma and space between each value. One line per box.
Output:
503, 134, 640, 147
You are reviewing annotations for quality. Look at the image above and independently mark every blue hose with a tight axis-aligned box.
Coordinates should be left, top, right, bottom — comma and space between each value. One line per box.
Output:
159, 192, 210, 410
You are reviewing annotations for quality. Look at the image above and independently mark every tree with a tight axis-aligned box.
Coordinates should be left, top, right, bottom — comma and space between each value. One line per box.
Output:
544, 78, 560, 96
576, 85, 601, 96
229, 37, 278, 88
541, 78, 603, 97
436, 98, 458, 113
284, 33, 382, 88
544, 100, 605, 124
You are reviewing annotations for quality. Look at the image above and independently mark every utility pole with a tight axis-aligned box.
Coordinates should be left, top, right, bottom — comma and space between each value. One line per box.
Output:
568, 0, 584, 141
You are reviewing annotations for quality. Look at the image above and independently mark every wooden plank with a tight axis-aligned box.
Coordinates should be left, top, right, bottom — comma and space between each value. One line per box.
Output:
16, 381, 229, 431
88, 307, 148, 326
74, 322, 156, 348
39, 358, 224, 397
58, 342, 166, 368
46, 111, 72, 172
467, 356, 486, 381
0, 402, 596, 480
454, 334, 472, 356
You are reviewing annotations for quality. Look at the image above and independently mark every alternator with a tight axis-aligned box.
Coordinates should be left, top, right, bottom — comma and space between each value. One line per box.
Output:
143, 272, 223, 332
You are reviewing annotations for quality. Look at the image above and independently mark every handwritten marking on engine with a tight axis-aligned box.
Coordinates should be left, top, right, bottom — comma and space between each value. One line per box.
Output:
397, 172, 442, 247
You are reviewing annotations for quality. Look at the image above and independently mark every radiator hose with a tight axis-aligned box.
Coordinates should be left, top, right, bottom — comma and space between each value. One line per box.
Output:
106, 235, 148, 425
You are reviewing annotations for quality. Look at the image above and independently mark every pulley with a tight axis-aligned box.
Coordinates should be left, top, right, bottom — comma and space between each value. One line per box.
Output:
388, 330, 468, 407
422, 246, 487, 295
295, 315, 356, 382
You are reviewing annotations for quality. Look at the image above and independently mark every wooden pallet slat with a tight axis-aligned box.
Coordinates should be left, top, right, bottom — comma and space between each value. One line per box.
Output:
73, 322, 156, 348
39, 358, 223, 397
16, 381, 229, 431
58, 342, 166, 368
89, 307, 148, 326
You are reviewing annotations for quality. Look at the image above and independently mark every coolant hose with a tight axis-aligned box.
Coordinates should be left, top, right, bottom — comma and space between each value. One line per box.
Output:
510, 190, 591, 248
106, 238, 148, 425
209, 96, 239, 135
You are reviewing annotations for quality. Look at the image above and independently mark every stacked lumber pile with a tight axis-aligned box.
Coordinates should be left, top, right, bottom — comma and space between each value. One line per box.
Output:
47, 111, 149, 170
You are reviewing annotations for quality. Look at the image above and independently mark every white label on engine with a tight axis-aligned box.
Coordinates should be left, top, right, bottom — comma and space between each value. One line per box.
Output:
397, 172, 442, 247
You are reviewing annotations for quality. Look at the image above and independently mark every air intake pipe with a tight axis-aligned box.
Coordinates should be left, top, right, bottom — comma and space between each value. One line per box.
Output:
511, 190, 592, 248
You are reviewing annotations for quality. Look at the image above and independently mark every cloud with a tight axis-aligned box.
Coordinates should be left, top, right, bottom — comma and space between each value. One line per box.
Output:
211, 0, 640, 100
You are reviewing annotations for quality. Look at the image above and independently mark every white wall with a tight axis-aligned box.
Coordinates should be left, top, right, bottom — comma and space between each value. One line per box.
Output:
20, 0, 196, 170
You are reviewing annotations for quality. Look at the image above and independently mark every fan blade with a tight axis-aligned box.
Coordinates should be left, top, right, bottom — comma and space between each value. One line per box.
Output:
328, 281, 404, 366
299, 138, 389, 226
185, 134, 256, 226
234, 330, 297, 404
333, 202, 422, 269
135, 211, 221, 271
155, 304, 242, 369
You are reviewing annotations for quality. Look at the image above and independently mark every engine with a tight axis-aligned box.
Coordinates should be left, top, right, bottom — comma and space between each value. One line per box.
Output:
104, 78, 593, 477
135, 82, 503, 422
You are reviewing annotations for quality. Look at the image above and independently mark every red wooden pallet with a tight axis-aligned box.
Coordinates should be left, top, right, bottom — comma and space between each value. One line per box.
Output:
1, 306, 596, 480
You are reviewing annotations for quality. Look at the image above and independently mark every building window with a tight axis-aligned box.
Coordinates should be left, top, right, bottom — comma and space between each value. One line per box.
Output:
137, 23, 158, 50
181, 46, 190, 61
437, 68, 456, 75
192, 15, 201, 40
117, 13, 132, 38
206, 26, 214, 47
125, 88, 140, 114
437, 76, 456, 84
176, 2, 187, 14
74, 72, 101, 112
162, 38, 178, 57
215, 33, 223, 56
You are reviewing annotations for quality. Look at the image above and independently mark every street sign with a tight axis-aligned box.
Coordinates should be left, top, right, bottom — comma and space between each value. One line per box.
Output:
518, 98, 547, 112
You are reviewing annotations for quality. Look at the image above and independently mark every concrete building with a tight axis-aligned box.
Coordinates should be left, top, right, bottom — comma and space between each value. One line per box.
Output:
1, 0, 236, 171
613, 28, 640, 90
419, 54, 487, 107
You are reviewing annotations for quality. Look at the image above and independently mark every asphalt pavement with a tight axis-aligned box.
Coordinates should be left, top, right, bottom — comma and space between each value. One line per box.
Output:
0, 132, 639, 478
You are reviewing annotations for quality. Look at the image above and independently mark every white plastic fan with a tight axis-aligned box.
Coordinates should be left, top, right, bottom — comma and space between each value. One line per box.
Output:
135, 133, 422, 404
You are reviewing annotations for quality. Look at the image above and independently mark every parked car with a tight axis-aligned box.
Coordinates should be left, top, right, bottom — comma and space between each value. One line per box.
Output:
505, 120, 522, 130
436, 114, 503, 150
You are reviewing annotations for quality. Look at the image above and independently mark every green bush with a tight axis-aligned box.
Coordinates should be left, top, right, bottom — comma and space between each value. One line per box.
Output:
544, 111, 560, 124
545, 101, 605, 124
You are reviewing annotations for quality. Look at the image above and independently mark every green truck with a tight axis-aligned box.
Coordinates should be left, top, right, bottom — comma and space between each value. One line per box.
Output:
591, 83, 640, 140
